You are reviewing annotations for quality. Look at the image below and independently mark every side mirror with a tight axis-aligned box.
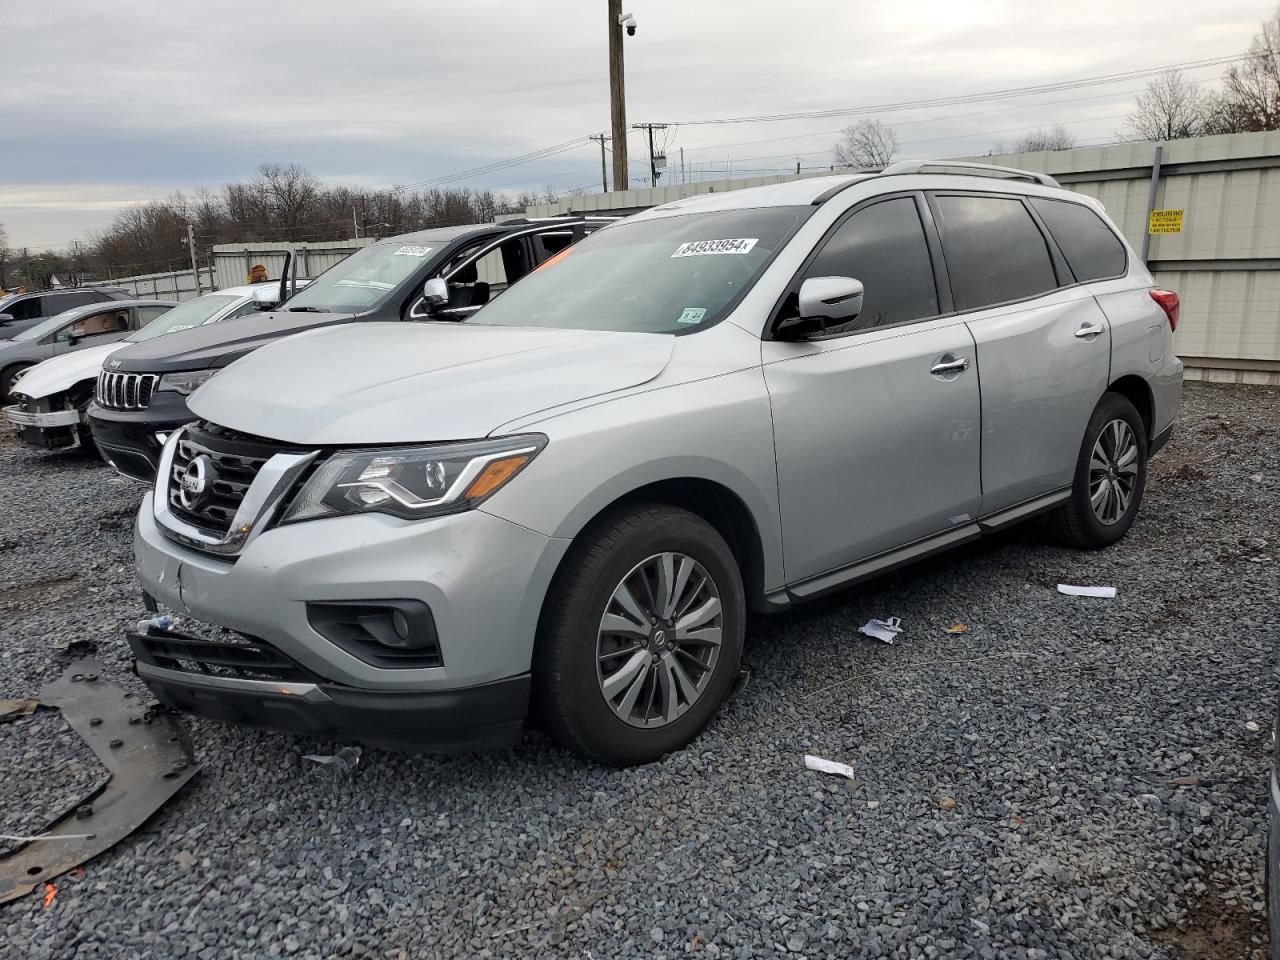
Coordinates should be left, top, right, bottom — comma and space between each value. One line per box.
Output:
252, 286, 281, 310
421, 277, 449, 312
0, 313, 14, 324
67, 333, 83, 345
776, 276, 865, 340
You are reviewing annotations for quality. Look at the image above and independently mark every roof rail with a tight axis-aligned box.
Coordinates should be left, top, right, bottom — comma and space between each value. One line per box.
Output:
879, 160, 1060, 188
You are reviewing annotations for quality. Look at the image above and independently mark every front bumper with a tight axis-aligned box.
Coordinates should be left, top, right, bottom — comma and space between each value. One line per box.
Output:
129, 632, 530, 750
88, 392, 193, 482
5, 401, 84, 450
133, 493, 570, 745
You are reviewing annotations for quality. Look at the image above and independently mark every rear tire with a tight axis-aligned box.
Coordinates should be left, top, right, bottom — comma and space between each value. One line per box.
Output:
534, 503, 745, 767
1048, 392, 1148, 549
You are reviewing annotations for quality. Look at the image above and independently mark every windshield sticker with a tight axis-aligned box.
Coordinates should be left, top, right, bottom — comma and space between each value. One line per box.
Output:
394, 245, 432, 257
676, 307, 707, 325
671, 238, 758, 258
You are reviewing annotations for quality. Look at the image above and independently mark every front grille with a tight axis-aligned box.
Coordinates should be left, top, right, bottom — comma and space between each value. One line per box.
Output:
166, 423, 290, 534
128, 627, 319, 684
97, 370, 159, 409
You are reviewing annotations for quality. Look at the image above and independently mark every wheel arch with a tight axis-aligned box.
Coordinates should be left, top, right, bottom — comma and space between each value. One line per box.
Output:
1106, 374, 1154, 440
541, 467, 783, 619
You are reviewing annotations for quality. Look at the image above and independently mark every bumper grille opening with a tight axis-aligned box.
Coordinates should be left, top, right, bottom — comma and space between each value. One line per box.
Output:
128, 627, 320, 684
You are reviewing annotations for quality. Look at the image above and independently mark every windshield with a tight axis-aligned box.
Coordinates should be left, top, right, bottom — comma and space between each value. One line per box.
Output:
469, 207, 809, 335
126, 294, 238, 343
0, 293, 19, 311
13, 308, 81, 341
280, 241, 441, 313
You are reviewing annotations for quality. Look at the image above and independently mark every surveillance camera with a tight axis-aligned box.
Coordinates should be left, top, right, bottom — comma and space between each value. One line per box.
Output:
619, 12, 636, 35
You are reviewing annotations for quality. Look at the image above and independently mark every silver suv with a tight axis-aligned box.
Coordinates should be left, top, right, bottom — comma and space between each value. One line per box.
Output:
130, 162, 1182, 766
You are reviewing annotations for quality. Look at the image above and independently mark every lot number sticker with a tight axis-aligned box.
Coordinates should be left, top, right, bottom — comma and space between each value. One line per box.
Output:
394, 245, 433, 257
1147, 209, 1183, 234
672, 238, 758, 258
676, 307, 707, 325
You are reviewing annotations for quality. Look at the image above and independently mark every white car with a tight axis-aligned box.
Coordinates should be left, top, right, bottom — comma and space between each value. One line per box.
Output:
4, 284, 298, 454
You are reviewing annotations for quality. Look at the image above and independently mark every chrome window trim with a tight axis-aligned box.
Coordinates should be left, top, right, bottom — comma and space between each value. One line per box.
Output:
153, 426, 319, 557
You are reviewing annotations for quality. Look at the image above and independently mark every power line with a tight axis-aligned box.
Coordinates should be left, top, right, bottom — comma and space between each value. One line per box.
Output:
645, 53, 1252, 126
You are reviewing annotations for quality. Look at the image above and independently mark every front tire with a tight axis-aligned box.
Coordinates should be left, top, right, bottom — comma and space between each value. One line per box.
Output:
534, 503, 745, 767
1049, 392, 1148, 549
1, 363, 32, 403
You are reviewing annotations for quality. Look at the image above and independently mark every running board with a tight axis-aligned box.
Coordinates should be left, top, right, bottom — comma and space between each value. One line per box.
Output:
788, 524, 982, 602
977, 488, 1070, 531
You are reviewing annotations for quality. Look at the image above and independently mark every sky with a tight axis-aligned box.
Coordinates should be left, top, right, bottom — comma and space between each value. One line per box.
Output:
0, 0, 1268, 250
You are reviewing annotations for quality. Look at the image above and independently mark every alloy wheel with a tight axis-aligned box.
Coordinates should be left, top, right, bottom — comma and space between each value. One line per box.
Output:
1088, 419, 1139, 525
596, 552, 723, 729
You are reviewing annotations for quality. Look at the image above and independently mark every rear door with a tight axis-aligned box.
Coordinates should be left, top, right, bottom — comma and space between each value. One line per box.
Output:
762, 193, 982, 584
928, 192, 1112, 514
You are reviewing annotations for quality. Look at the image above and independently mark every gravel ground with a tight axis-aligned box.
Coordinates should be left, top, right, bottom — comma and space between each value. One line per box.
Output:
0, 381, 1275, 960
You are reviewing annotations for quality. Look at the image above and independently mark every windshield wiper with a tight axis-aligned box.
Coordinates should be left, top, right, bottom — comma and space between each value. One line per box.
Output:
285, 306, 328, 313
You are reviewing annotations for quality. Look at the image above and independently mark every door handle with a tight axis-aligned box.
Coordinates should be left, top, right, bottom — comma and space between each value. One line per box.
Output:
930, 355, 970, 376
1074, 322, 1105, 339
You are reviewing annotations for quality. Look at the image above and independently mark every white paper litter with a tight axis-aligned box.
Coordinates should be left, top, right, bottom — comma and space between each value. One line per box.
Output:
804, 754, 856, 779
1056, 584, 1117, 599
859, 616, 903, 644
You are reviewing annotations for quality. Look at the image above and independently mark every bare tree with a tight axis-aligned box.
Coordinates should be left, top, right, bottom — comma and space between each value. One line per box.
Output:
1216, 5, 1280, 132
833, 120, 899, 168
1126, 69, 1208, 140
1009, 125, 1076, 153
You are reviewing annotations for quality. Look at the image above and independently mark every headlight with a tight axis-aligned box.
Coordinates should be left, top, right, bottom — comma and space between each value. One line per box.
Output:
280, 434, 547, 523
157, 370, 217, 395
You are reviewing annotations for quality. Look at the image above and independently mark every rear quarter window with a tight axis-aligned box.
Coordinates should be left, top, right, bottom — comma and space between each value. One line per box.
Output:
1030, 198, 1127, 282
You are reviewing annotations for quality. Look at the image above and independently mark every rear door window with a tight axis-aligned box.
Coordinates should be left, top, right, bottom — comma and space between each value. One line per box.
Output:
800, 196, 939, 332
933, 195, 1059, 310
1030, 198, 1127, 282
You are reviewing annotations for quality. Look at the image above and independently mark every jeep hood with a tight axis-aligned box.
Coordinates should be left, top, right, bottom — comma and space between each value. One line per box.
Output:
12, 342, 120, 400
108, 309, 353, 374
189, 322, 675, 445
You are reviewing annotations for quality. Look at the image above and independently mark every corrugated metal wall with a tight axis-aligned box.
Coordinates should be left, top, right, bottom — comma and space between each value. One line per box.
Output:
528, 131, 1280, 382
85, 267, 214, 302
210, 239, 377, 290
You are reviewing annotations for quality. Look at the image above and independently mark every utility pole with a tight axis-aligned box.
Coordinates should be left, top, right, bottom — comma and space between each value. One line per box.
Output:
589, 133, 610, 193
632, 123, 668, 187
186, 223, 203, 296
607, 0, 628, 191
679, 147, 684, 185
352, 206, 361, 240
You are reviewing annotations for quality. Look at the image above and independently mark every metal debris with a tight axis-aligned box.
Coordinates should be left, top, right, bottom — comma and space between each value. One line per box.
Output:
0, 658, 200, 904
0, 699, 39, 722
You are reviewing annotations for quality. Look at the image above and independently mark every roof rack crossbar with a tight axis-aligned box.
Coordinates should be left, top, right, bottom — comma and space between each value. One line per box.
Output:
879, 160, 1060, 188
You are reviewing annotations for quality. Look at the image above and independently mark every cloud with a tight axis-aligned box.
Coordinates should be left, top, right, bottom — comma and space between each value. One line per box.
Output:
0, 0, 1265, 247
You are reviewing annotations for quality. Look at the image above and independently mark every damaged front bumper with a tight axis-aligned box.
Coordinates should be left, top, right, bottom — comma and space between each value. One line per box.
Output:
4, 400, 85, 450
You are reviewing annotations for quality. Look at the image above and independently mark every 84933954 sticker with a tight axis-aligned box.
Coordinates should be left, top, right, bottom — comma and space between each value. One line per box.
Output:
671, 238, 758, 258
676, 307, 707, 325
394, 245, 432, 257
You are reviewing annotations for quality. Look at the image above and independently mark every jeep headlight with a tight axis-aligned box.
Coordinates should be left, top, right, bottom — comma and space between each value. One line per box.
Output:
280, 435, 547, 523
157, 370, 217, 395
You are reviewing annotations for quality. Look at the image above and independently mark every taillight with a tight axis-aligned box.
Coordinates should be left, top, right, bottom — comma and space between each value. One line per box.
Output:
1150, 289, 1180, 332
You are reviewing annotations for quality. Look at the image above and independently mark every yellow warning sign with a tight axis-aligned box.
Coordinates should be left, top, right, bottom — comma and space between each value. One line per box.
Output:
1148, 209, 1184, 234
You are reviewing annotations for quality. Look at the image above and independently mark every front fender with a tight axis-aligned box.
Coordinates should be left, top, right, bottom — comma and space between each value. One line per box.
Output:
480, 367, 785, 594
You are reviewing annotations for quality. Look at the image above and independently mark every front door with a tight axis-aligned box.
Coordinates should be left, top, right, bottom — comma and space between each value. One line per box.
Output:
761, 194, 982, 585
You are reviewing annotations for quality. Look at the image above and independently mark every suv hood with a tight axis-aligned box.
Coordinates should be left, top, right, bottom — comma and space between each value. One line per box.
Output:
11, 342, 121, 400
107, 309, 353, 374
189, 322, 675, 445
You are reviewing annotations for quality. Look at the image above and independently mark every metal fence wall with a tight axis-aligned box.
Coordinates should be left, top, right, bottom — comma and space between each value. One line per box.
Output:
526, 130, 1280, 384
210, 239, 377, 290
85, 267, 214, 302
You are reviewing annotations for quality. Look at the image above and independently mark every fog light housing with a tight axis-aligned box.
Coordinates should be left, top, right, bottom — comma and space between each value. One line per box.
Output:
306, 600, 442, 668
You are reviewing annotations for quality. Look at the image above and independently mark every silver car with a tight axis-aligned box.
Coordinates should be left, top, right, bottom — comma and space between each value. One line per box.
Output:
130, 161, 1182, 765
